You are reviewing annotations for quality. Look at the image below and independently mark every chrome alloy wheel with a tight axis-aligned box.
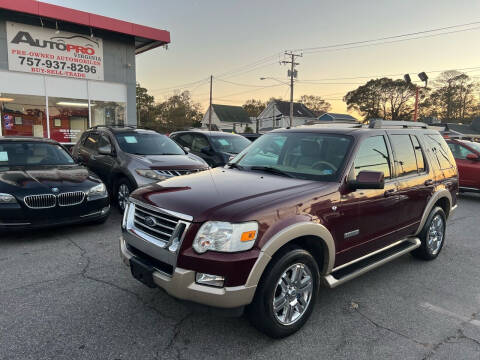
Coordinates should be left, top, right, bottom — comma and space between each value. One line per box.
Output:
117, 184, 130, 211
273, 263, 313, 326
427, 214, 445, 255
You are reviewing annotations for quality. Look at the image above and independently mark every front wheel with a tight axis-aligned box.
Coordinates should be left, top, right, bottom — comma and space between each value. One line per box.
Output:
116, 179, 133, 213
246, 247, 320, 338
411, 206, 446, 260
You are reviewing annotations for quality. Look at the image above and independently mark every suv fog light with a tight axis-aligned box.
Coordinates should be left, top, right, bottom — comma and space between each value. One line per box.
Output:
195, 273, 225, 287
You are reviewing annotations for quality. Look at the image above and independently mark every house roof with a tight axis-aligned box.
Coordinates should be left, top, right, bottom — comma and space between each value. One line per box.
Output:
211, 104, 252, 124
273, 101, 316, 118
0, 0, 170, 54
318, 113, 358, 122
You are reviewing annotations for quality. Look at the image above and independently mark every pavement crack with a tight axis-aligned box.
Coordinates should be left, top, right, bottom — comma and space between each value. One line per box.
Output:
353, 306, 429, 348
161, 311, 193, 360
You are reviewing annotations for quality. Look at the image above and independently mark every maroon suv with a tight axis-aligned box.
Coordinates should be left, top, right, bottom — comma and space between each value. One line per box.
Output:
120, 121, 458, 338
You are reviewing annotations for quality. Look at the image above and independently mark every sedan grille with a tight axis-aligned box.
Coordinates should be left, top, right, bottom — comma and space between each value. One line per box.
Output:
24, 194, 56, 209
58, 191, 85, 207
133, 202, 186, 243
154, 169, 203, 177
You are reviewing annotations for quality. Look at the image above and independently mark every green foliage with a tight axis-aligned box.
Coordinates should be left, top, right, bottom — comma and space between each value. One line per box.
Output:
344, 78, 416, 121
243, 125, 254, 133
135, 84, 203, 133
297, 95, 331, 116
242, 99, 266, 117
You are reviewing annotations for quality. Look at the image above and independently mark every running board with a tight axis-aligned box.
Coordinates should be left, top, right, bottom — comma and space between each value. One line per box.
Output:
323, 238, 421, 288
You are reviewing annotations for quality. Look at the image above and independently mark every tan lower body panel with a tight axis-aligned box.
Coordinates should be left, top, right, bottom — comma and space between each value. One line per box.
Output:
120, 236, 256, 308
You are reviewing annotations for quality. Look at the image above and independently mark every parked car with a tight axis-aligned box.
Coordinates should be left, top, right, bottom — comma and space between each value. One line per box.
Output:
446, 138, 480, 192
0, 137, 110, 230
72, 126, 209, 212
120, 121, 458, 338
242, 133, 263, 142
170, 130, 251, 167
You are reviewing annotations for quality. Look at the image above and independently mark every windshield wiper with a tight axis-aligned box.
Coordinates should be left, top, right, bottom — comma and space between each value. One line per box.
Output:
250, 166, 295, 178
227, 162, 244, 170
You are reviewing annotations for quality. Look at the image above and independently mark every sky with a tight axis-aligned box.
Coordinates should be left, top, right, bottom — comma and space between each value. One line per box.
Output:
42, 0, 480, 116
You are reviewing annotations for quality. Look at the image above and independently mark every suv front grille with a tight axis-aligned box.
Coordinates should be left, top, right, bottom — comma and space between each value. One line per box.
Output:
154, 169, 203, 177
24, 194, 56, 209
58, 191, 85, 206
133, 202, 185, 243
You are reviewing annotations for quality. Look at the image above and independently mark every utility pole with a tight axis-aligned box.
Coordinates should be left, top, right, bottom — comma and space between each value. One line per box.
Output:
281, 51, 302, 127
208, 75, 213, 130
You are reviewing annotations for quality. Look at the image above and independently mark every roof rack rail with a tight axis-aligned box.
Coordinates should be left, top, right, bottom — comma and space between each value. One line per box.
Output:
369, 119, 428, 129
89, 124, 137, 130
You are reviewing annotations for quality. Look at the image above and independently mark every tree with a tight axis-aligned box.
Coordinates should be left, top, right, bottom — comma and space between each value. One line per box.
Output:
297, 95, 331, 117
344, 78, 416, 121
423, 71, 478, 122
136, 83, 157, 127
242, 99, 266, 117
155, 91, 203, 133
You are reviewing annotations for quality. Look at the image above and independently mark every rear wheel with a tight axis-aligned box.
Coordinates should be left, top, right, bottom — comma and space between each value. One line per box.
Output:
246, 246, 320, 338
116, 178, 133, 213
411, 206, 446, 260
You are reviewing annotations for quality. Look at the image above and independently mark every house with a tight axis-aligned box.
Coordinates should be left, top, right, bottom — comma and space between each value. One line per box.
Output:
317, 113, 358, 123
257, 100, 316, 131
202, 104, 252, 132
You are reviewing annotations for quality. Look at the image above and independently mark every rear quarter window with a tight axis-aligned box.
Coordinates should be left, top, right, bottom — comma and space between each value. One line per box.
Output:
424, 134, 456, 170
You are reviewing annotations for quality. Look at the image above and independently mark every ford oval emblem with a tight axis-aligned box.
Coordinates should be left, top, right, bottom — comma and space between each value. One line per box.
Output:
51, 187, 60, 193
145, 216, 157, 227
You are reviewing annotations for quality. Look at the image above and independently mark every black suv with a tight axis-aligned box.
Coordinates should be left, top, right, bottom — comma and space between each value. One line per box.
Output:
72, 126, 209, 211
170, 130, 251, 167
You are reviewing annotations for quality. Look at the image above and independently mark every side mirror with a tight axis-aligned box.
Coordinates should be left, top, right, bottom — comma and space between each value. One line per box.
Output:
349, 171, 385, 190
183, 146, 191, 153
466, 153, 479, 161
98, 145, 112, 156
201, 146, 212, 155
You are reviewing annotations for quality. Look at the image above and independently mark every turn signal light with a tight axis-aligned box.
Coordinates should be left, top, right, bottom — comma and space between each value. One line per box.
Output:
241, 230, 257, 242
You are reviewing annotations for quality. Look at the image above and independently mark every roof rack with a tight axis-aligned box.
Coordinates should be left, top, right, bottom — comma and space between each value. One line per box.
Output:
89, 124, 137, 130
369, 119, 428, 129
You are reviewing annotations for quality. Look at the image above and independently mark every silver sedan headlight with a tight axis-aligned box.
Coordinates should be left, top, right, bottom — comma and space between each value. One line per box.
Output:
87, 183, 107, 200
0, 193, 17, 204
192, 221, 258, 254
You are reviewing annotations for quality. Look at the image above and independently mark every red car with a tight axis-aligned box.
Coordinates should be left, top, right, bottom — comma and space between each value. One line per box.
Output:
446, 139, 480, 192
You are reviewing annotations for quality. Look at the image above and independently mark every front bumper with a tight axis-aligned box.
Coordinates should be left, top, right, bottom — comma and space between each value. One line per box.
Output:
120, 235, 256, 308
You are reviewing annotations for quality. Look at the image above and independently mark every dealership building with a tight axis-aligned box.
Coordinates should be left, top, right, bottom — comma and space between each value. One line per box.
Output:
0, 0, 170, 144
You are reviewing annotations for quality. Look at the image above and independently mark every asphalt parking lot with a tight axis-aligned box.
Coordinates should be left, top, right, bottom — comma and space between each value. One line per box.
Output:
1, 195, 479, 360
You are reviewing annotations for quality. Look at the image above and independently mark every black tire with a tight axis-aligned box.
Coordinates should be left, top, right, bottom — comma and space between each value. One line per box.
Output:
115, 178, 133, 213
411, 206, 446, 260
246, 246, 320, 338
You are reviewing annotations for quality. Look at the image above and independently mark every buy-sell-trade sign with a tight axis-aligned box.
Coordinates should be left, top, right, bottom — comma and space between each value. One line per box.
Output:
6, 21, 104, 81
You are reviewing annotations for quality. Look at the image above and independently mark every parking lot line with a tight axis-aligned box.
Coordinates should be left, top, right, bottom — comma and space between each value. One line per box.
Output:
421, 302, 480, 327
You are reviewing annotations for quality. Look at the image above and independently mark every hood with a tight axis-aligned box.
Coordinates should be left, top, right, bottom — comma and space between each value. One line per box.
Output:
128, 153, 208, 170
131, 167, 334, 222
0, 165, 102, 195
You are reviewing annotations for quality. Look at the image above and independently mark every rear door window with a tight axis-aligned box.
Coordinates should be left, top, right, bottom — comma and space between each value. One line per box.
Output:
390, 134, 419, 177
83, 133, 100, 151
410, 135, 425, 172
354, 136, 391, 179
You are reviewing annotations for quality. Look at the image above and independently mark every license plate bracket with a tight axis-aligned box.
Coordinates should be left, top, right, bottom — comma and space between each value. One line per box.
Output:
130, 257, 156, 288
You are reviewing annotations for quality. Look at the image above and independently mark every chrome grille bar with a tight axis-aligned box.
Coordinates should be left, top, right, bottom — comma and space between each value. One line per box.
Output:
24, 194, 56, 209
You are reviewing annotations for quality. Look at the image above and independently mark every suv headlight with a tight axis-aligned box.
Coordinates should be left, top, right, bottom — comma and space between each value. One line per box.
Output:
0, 193, 17, 204
193, 221, 258, 254
136, 169, 169, 181
87, 183, 107, 200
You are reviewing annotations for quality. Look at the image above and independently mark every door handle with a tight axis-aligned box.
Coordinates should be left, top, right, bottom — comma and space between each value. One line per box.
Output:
424, 179, 434, 186
384, 189, 396, 197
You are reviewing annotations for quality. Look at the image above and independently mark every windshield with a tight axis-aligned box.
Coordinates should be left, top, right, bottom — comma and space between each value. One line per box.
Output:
0, 142, 75, 166
461, 140, 480, 153
115, 133, 185, 155
231, 132, 353, 181
210, 135, 251, 154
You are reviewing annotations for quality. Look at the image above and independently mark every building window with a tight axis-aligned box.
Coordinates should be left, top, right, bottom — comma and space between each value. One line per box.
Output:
90, 100, 126, 127
0, 94, 47, 138
48, 97, 89, 144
